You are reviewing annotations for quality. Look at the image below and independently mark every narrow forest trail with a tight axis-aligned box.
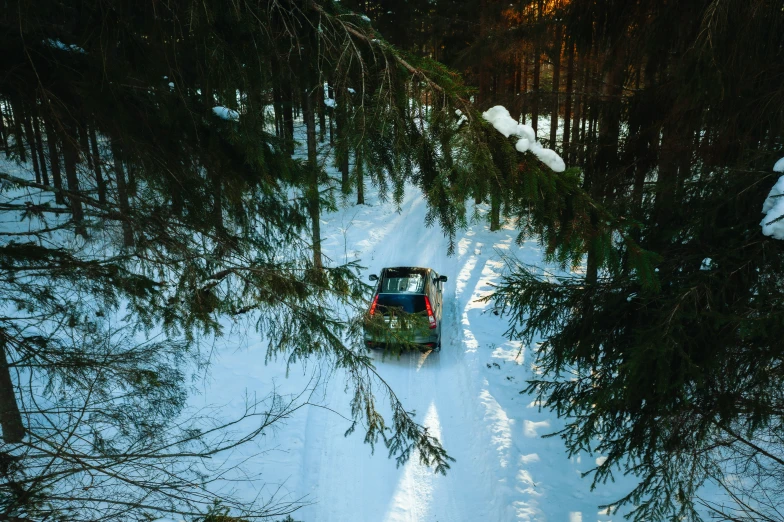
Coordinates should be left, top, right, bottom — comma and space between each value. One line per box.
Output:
286, 186, 634, 521
207, 183, 637, 521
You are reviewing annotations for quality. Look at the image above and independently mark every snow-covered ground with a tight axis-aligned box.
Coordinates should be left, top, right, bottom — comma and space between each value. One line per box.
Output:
202, 181, 638, 522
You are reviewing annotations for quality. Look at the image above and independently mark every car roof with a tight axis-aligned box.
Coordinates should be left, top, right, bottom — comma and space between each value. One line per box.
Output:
381, 266, 432, 274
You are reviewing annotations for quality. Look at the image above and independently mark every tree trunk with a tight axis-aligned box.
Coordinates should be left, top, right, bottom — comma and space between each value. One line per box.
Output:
79, 123, 93, 171
111, 140, 134, 247
490, 192, 501, 231
335, 88, 350, 194
0, 102, 9, 157
62, 125, 86, 237
89, 126, 105, 204
43, 114, 64, 204
550, 27, 563, 149
22, 112, 41, 184
531, 0, 543, 134
478, 0, 491, 110
521, 52, 529, 124
563, 40, 575, 163
32, 114, 49, 185
356, 148, 365, 205
0, 336, 24, 443
9, 99, 27, 162
303, 82, 322, 270
318, 83, 326, 143
571, 48, 584, 166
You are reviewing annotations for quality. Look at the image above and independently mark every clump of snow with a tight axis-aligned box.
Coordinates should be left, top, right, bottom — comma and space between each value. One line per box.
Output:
360, 14, 371, 22
455, 109, 468, 126
761, 161, 784, 239
700, 258, 714, 271
168, 82, 174, 89
347, 87, 356, 94
323, 82, 336, 108
212, 106, 239, 121
45, 39, 85, 54
482, 105, 566, 172
515, 138, 530, 153
529, 142, 566, 172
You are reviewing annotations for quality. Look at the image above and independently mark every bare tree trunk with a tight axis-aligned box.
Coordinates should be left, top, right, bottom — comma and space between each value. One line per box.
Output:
79, 123, 93, 171
490, 192, 501, 231
62, 128, 86, 236
303, 84, 322, 270
531, 0, 543, 134
0, 334, 24, 443
111, 140, 134, 247
478, 0, 491, 111
356, 149, 365, 205
521, 52, 529, 124
318, 83, 326, 143
563, 40, 575, 162
8, 99, 26, 162
550, 26, 563, 149
33, 114, 49, 185
89, 127, 105, 204
0, 102, 9, 157
62, 125, 86, 237
328, 83, 335, 146
22, 112, 41, 184
335, 88, 350, 194
44, 114, 64, 204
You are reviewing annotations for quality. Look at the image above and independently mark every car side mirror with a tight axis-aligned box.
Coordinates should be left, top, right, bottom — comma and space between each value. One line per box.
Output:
437, 275, 448, 283
369, 274, 379, 281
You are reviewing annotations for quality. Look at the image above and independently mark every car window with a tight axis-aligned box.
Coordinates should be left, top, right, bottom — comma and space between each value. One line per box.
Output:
381, 271, 425, 293
376, 294, 427, 314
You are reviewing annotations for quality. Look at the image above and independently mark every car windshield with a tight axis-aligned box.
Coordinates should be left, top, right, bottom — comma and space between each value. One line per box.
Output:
381, 269, 426, 293
376, 294, 426, 314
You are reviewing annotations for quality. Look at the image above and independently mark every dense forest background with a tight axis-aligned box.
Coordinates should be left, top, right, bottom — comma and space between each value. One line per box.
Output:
0, 0, 783, 520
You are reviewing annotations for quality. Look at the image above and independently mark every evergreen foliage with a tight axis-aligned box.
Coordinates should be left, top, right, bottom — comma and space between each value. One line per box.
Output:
0, 0, 588, 519
490, 0, 784, 520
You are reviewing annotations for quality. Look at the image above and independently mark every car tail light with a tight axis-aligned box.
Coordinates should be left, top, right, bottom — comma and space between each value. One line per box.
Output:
424, 296, 437, 329
369, 295, 379, 316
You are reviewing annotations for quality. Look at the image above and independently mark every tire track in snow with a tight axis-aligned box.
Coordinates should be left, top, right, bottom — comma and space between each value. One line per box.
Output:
299, 188, 500, 521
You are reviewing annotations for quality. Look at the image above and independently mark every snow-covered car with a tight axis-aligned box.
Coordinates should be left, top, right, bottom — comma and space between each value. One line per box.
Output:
363, 266, 447, 351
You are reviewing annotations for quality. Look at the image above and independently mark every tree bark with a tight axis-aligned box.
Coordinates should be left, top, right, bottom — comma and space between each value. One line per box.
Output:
303, 83, 322, 269
550, 26, 563, 149
531, 0, 543, 134
111, 140, 134, 247
318, 82, 326, 143
32, 114, 49, 185
356, 149, 365, 205
43, 114, 64, 204
335, 88, 350, 194
478, 0, 491, 110
62, 124, 86, 237
8, 99, 26, 162
563, 40, 575, 163
89, 126, 105, 204
0, 335, 24, 444
0, 101, 9, 157
22, 112, 41, 184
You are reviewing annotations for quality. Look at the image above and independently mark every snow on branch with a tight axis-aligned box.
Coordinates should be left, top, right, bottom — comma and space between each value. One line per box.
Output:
482, 105, 566, 173
212, 106, 240, 121
761, 157, 784, 239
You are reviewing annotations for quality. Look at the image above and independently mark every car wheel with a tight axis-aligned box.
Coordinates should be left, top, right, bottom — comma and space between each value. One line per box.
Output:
435, 339, 441, 352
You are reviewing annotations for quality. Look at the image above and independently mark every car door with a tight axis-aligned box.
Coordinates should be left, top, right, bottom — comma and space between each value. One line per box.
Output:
431, 270, 443, 321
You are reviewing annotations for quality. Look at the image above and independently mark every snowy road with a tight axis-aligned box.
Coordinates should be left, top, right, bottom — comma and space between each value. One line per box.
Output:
207, 185, 635, 521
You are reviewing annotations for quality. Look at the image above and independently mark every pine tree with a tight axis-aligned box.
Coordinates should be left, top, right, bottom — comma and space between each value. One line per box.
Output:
491, 1, 784, 519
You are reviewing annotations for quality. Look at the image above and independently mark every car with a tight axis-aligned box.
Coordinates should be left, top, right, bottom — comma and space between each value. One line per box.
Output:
363, 266, 448, 351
